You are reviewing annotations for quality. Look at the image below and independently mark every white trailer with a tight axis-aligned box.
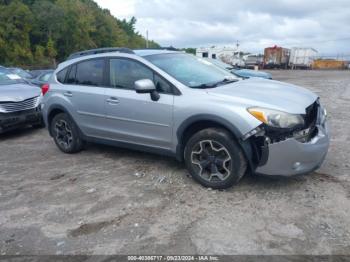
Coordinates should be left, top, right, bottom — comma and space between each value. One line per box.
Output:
196, 46, 245, 67
289, 47, 318, 69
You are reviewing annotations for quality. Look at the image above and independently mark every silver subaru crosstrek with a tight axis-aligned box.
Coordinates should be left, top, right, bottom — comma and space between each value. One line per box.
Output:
41, 48, 329, 189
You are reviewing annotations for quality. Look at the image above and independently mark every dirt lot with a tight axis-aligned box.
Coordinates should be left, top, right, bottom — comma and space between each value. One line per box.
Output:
0, 70, 349, 255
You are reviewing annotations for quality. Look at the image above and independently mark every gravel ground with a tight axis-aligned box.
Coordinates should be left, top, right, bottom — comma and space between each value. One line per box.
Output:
0, 70, 349, 255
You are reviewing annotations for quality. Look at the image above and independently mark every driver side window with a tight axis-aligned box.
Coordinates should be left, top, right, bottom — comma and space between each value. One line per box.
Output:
109, 59, 153, 90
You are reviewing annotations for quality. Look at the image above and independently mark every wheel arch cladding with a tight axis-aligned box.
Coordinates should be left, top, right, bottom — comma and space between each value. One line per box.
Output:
47, 105, 82, 138
176, 114, 254, 171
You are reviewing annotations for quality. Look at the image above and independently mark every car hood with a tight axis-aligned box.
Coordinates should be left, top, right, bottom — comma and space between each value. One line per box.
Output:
0, 83, 41, 102
232, 69, 272, 79
207, 78, 318, 114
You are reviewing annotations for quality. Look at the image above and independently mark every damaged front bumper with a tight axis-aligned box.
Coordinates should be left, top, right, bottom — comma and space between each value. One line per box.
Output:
0, 107, 42, 134
251, 104, 330, 176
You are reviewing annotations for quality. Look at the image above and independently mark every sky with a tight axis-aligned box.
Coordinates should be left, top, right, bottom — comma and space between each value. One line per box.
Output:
95, 0, 350, 56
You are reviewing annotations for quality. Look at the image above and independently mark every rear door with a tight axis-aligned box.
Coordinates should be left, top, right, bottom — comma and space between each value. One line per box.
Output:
59, 58, 108, 137
104, 58, 174, 150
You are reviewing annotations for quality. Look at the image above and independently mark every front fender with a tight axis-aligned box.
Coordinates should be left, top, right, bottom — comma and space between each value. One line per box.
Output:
175, 114, 255, 171
176, 114, 243, 142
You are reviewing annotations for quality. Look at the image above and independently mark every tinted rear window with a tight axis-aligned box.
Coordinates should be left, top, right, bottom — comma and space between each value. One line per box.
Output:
76, 59, 104, 86
56, 68, 68, 83
66, 65, 77, 84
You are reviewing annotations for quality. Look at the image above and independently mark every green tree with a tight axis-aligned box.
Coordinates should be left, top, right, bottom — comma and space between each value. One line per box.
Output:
182, 48, 196, 55
0, 0, 33, 66
46, 37, 57, 66
0, 0, 160, 67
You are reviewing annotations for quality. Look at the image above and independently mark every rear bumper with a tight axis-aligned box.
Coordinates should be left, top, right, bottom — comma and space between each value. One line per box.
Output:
255, 122, 329, 177
0, 108, 42, 133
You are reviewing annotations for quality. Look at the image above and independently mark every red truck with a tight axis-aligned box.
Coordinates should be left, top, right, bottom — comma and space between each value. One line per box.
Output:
264, 46, 290, 69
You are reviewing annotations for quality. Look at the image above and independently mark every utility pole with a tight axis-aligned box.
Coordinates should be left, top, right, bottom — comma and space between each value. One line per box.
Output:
146, 30, 149, 49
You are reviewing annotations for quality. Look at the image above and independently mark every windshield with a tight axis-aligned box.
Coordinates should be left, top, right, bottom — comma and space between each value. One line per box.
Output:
0, 72, 26, 85
145, 53, 238, 88
10, 68, 33, 79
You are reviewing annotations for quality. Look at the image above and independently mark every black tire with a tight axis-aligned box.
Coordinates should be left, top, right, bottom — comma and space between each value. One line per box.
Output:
184, 128, 247, 189
50, 113, 84, 154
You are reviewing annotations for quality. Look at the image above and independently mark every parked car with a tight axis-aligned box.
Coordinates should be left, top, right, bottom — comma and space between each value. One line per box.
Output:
7, 67, 35, 80
30, 69, 50, 78
41, 48, 329, 189
0, 67, 10, 74
205, 58, 272, 79
30, 70, 54, 87
0, 71, 43, 134
233, 68, 272, 79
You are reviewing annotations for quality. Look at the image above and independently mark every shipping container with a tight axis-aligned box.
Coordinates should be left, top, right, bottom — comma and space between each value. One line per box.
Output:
312, 59, 346, 70
264, 46, 290, 69
289, 47, 318, 69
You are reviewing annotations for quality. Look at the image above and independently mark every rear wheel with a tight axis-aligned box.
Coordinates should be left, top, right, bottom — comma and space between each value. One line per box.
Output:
50, 113, 84, 153
184, 128, 247, 189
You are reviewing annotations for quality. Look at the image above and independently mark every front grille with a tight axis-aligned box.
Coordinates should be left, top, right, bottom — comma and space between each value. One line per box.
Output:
264, 100, 320, 143
304, 101, 319, 128
0, 96, 39, 113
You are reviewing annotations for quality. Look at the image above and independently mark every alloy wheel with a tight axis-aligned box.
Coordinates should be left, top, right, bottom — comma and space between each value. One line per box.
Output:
55, 119, 73, 150
191, 140, 232, 182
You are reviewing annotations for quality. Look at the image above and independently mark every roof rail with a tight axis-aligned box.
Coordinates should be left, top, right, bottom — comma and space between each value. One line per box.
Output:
134, 47, 179, 51
67, 47, 135, 60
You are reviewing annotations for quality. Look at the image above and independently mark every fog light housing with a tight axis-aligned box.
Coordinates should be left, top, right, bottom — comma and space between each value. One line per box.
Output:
293, 162, 301, 170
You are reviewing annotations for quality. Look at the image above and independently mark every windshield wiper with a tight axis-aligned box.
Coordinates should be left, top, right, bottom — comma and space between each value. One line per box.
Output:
191, 78, 238, 89
216, 78, 238, 86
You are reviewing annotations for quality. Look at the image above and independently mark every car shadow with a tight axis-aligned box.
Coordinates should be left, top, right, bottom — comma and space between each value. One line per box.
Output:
0, 126, 42, 141
85, 141, 312, 191
85, 142, 181, 168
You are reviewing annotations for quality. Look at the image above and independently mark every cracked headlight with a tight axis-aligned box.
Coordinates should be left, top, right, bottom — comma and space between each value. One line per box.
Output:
248, 107, 304, 129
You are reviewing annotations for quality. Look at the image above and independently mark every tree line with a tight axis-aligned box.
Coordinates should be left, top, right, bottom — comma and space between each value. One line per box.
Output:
0, 0, 160, 68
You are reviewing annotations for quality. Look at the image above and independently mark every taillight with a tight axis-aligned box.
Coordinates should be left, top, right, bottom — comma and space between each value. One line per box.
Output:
41, 84, 50, 96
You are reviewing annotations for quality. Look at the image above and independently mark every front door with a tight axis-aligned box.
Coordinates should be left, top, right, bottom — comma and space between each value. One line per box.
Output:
104, 58, 174, 150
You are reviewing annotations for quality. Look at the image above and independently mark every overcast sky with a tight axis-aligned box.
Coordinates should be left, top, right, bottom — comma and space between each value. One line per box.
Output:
95, 0, 350, 56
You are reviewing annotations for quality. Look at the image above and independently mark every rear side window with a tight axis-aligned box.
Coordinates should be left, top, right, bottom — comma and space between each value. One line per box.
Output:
76, 59, 104, 86
56, 68, 68, 83
66, 65, 77, 84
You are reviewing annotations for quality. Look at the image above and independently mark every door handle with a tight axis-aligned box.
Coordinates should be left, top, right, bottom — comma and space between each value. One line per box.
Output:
63, 91, 73, 97
106, 97, 119, 104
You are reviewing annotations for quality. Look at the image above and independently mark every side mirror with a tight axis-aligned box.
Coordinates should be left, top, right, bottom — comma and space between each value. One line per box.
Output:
134, 79, 160, 101
135, 79, 156, 93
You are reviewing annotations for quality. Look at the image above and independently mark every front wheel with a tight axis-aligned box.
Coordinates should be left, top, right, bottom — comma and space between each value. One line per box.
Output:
50, 113, 84, 154
184, 128, 247, 189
